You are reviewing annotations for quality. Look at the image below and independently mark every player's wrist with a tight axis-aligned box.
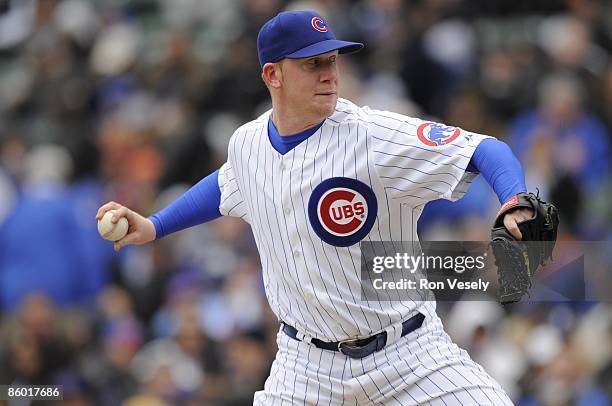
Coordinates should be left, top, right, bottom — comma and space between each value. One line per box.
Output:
147, 215, 161, 240
496, 194, 521, 221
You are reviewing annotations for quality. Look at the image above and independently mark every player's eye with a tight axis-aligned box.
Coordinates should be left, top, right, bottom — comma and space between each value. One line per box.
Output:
308, 59, 320, 67
304, 56, 336, 71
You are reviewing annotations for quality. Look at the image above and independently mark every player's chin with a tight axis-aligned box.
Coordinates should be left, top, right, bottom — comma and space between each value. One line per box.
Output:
313, 94, 337, 115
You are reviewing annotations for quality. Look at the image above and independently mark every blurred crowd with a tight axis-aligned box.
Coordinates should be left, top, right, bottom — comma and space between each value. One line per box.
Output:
0, 0, 610, 405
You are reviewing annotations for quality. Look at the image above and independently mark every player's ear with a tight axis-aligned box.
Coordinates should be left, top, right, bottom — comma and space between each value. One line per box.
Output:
262, 62, 283, 89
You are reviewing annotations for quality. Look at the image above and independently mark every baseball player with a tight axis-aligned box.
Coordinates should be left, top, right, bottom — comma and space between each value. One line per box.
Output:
96, 10, 542, 405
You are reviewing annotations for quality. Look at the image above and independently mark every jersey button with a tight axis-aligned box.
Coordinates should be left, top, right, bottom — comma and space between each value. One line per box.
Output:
279, 163, 286, 171
293, 250, 301, 258
284, 207, 291, 215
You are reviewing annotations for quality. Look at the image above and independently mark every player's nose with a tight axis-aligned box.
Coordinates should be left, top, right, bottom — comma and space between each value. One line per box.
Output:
319, 62, 338, 82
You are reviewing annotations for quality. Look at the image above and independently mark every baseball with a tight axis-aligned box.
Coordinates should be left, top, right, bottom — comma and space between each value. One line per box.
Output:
97, 210, 129, 241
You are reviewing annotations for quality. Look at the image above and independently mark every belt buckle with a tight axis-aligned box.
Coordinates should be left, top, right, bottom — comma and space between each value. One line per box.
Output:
337, 336, 370, 355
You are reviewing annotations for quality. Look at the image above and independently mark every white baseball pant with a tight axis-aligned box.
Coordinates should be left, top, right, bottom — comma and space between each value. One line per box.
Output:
254, 314, 513, 405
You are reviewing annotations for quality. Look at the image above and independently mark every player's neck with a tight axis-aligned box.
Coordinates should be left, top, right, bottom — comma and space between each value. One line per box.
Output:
271, 110, 325, 136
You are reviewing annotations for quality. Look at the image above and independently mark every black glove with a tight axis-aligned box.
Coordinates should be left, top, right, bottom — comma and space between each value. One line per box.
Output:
490, 192, 560, 304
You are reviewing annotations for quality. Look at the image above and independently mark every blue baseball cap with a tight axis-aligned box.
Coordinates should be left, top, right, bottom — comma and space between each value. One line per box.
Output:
257, 10, 363, 67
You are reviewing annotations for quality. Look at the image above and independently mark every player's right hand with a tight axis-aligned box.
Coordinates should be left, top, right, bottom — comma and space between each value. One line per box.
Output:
96, 201, 157, 251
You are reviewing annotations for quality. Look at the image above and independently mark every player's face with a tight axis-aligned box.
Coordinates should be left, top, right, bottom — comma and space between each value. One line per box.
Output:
280, 51, 339, 119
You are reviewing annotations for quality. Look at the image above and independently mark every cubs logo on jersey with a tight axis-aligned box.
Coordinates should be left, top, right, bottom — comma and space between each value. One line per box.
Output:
308, 177, 377, 247
417, 122, 461, 146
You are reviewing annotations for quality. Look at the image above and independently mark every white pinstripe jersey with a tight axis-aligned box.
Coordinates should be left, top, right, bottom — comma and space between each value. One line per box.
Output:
218, 98, 491, 342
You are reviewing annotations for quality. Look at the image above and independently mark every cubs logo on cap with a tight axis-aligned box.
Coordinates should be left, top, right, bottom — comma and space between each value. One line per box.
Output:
308, 177, 377, 247
417, 122, 461, 147
311, 17, 328, 32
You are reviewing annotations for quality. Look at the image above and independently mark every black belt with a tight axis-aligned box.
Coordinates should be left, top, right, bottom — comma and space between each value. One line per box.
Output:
282, 312, 425, 359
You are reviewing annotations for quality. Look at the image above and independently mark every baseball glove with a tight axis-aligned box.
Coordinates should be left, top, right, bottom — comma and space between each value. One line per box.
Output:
490, 192, 559, 304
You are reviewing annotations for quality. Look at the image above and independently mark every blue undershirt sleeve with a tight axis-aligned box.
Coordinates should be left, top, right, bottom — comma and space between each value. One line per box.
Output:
149, 169, 222, 239
467, 138, 527, 204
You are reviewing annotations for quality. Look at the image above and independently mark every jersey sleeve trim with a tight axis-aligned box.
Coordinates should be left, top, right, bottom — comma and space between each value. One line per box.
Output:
440, 132, 491, 202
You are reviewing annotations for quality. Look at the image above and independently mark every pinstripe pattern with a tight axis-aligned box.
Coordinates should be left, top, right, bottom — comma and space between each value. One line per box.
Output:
219, 98, 511, 404
253, 313, 513, 405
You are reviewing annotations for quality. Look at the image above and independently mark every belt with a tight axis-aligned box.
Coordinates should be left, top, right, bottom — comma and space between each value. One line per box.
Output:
281, 312, 425, 359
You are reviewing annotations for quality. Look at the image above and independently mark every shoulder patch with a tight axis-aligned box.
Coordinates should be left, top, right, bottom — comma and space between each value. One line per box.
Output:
417, 122, 461, 146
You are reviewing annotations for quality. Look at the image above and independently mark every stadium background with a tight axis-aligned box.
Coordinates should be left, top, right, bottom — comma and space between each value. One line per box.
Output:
0, 0, 610, 404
